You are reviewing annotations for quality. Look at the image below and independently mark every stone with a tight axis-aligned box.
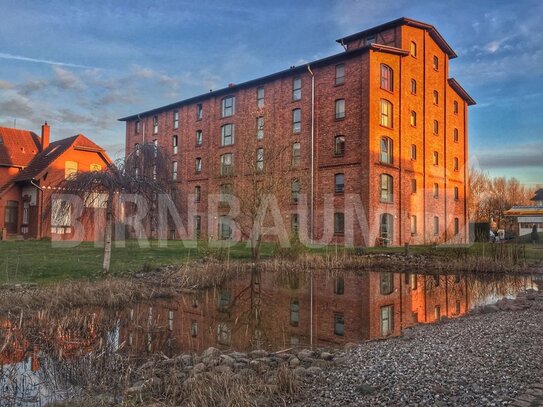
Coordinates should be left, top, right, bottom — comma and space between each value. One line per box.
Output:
481, 304, 499, 314
297, 349, 313, 360
356, 383, 376, 395
229, 351, 248, 360
214, 365, 233, 374
250, 349, 268, 359
202, 347, 221, 359
306, 366, 322, 375
344, 342, 358, 351
289, 357, 300, 368
180, 354, 193, 365
193, 363, 206, 374
320, 351, 334, 361
220, 354, 235, 366
293, 367, 307, 376
311, 359, 329, 369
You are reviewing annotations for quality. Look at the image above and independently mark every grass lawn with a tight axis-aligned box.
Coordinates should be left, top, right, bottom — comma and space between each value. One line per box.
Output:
0, 238, 541, 285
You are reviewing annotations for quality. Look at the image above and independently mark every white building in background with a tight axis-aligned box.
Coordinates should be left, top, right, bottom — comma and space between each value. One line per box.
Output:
505, 188, 543, 237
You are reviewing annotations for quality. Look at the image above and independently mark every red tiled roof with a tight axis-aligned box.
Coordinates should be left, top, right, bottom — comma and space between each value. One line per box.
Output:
0, 126, 42, 167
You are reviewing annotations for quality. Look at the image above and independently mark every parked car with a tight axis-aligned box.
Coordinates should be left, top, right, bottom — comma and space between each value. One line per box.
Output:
489, 230, 497, 243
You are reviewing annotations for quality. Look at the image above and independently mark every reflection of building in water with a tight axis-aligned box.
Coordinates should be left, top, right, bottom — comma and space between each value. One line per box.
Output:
119, 271, 534, 355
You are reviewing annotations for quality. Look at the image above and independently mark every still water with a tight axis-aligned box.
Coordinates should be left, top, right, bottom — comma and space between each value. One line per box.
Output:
0, 270, 538, 406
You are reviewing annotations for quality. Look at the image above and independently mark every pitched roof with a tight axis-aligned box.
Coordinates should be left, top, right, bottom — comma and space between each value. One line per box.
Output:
531, 189, 543, 201
0, 126, 42, 167
448, 78, 476, 106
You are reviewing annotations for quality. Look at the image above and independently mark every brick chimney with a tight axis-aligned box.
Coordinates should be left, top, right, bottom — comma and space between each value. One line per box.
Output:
41, 121, 50, 150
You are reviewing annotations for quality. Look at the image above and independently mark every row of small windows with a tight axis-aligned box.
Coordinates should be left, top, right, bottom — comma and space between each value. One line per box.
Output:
379, 137, 460, 169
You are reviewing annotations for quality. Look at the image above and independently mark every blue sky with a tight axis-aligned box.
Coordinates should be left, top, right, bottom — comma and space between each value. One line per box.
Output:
0, 0, 541, 186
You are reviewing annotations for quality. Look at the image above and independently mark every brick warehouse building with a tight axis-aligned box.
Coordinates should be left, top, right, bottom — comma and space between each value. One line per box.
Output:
120, 17, 475, 246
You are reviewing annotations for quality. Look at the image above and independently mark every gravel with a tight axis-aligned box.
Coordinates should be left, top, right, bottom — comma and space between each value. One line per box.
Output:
298, 290, 543, 406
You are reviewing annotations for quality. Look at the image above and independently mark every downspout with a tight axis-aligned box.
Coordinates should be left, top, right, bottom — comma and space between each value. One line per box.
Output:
138, 114, 145, 145
31, 179, 43, 239
307, 65, 315, 242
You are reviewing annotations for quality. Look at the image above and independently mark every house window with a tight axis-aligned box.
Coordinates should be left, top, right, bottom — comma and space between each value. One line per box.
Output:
433, 151, 439, 166
380, 137, 392, 164
292, 108, 301, 133
334, 135, 345, 156
335, 99, 345, 120
196, 103, 203, 120
291, 214, 299, 234
135, 120, 140, 134
410, 111, 417, 126
433, 55, 439, 70
433, 216, 439, 236
454, 128, 459, 143
454, 218, 460, 235
454, 157, 459, 171
221, 96, 235, 117
256, 116, 264, 139
380, 64, 393, 91
172, 135, 178, 154
334, 314, 345, 336
51, 199, 70, 233
217, 322, 231, 345
433, 183, 439, 198
411, 79, 417, 94
195, 157, 202, 173
335, 63, 345, 85
173, 110, 179, 129
168, 310, 174, 331
380, 305, 394, 337
64, 161, 78, 179
434, 305, 441, 321
454, 186, 459, 200
411, 179, 417, 194
411, 215, 417, 235
380, 213, 393, 242
433, 90, 439, 105
334, 277, 345, 295
335, 173, 345, 194
433, 120, 439, 134
218, 290, 232, 311
172, 161, 178, 180
256, 148, 264, 172
290, 299, 299, 326
221, 123, 234, 146
291, 179, 300, 203
380, 174, 393, 203
191, 320, 198, 337
410, 41, 417, 57
257, 86, 265, 108
334, 212, 344, 235
194, 186, 201, 203
411, 144, 417, 160
380, 99, 392, 128
219, 216, 233, 239
90, 163, 102, 171
196, 130, 203, 146
292, 77, 301, 100
219, 184, 233, 206
152, 116, 158, 134
380, 272, 394, 295
292, 142, 301, 168
454, 100, 459, 114
22, 202, 29, 225
220, 153, 233, 176
455, 300, 461, 315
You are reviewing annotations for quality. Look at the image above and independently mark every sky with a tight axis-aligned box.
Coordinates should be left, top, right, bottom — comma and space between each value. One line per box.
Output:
0, 0, 542, 187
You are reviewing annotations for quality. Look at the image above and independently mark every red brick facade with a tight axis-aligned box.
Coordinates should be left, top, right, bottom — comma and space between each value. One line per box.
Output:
121, 18, 475, 247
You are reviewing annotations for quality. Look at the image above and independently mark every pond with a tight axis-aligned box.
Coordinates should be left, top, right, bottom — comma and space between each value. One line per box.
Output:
0, 270, 538, 406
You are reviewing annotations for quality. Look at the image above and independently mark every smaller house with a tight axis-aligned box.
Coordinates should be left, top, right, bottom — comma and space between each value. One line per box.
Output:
504, 188, 543, 237
0, 123, 111, 240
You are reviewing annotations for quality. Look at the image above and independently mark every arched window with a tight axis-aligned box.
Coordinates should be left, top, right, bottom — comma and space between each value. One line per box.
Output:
292, 142, 301, 167
380, 213, 394, 242
454, 186, 459, 200
454, 100, 459, 114
433, 120, 439, 134
433, 90, 439, 105
411, 144, 417, 160
380, 64, 393, 91
433, 151, 439, 166
172, 135, 178, 154
380, 137, 393, 164
335, 99, 345, 119
291, 179, 301, 203
454, 128, 459, 143
410, 41, 417, 57
410, 111, 417, 126
411, 78, 417, 94
453, 157, 459, 171
380, 99, 393, 128
335, 136, 345, 156
334, 173, 345, 194
380, 174, 393, 203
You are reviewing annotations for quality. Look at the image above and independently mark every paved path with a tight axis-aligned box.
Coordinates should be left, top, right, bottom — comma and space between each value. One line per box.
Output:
513, 383, 543, 407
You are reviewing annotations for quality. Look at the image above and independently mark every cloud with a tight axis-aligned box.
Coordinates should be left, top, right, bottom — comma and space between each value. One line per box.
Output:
0, 52, 91, 68
474, 143, 543, 169
52, 66, 86, 90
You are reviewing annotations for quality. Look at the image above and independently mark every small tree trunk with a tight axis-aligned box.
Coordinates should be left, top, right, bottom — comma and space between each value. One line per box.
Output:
102, 195, 114, 274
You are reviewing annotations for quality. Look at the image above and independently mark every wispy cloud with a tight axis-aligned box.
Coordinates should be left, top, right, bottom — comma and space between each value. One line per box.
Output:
0, 52, 92, 69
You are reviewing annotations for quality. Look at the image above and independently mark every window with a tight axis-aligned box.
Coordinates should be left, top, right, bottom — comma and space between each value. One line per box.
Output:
217, 322, 231, 345
292, 77, 301, 100
433, 183, 439, 198
219, 216, 233, 240
65, 161, 78, 179
334, 314, 345, 336
335, 173, 345, 194
455, 300, 461, 315
335, 99, 345, 120
334, 212, 344, 235
454, 186, 459, 200
257, 86, 265, 108
411, 179, 417, 194
454, 128, 459, 143
172, 161, 178, 180
195, 157, 202, 173
51, 199, 70, 233
335, 136, 345, 156
380, 137, 393, 164
433, 55, 439, 70
292, 142, 301, 167
380, 64, 393, 91
380, 272, 394, 295
194, 186, 201, 203
380, 305, 394, 337
380, 213, 393, 241
454, 218, 460, 235
172, 135, 178, 154
292, 108, 301, 133
173, 110, 179, 129
196, 130, 203, 146
380, 174, 393, 203
152, 116, 158, 134
433, 151, 439, 166
411, 79, 417, 94
411, 144, 417, 160
153, 139, 158, 157
434, 305, 441, 321
410, 111, 417, 126
291, 214, 299, 234
434, 275, 440, 287
196, 103, 203, 120
433, 90, 439, 105
221, 124, 234, 146
218, 291, 232, 311
334, 277, 345, 295
256, 148, 264, 172
433, 216, 439, 235
90, 163, 102, 172
335, 63, 345, 85
290, 300, 299, 326
380, 99, 392, 128
219, 184, 233, 206
135, 120, 140, 134
221, 96, 235, 117
291, 179, 300, 203
454, 157, 459, 171
256, 116, 264, 139
220, 153, 233, 176
454, 100, 459, 114
411, 215, 417, 235
433, 120, 439, 134
168, 310, 174, 331
191, 320, 198, 337
410, 41, 417, 57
